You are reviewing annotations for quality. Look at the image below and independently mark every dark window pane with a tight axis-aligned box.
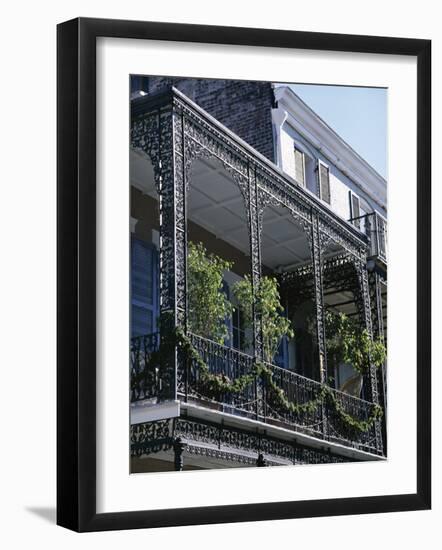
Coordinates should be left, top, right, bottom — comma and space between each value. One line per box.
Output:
294, 148, 305, 186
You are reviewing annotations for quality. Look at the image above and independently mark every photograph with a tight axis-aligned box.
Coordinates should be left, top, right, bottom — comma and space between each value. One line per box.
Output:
129, 75, 388, 473
0, 0, 434, 542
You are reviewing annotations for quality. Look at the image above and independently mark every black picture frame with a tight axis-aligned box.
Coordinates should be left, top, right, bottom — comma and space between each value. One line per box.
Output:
57, 17, 431, 532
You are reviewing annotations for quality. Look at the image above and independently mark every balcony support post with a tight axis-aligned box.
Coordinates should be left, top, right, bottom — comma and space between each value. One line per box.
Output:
131, 103, 188, 400
355, 258, 383, 454
354, 258, 377, 402
249, 164, 265, 420
311, 213, 328, 385
311, 213, 329, 439
256, 453, 267, 467
368, 271, 385, 341
249, 164, 263, 360
173, 437, 186, 471
368, 270, 387, 449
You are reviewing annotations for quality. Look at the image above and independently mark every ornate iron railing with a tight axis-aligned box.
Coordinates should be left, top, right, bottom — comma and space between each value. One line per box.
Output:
262, 362, 324, 438
325, 387, 379, 454
130, 331, 382, 455
350, 211, 387, 264
186, 333, 257, 417
130, 333, 160, 401
262, 363, 378, 453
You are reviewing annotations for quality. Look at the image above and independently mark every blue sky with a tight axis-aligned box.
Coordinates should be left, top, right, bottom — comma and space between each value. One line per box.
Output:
278, 84, 387, 179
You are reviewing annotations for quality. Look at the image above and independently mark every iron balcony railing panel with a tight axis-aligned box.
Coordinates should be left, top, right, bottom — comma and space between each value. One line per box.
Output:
350, 211, 387, 264
263, 363, 379, 454
186, 332, 257, 417
130, 333, 160, 401
130, 332, 384, 456
183, 333, 383, 454
262, 362, 325, 439
325, 387, 379, 454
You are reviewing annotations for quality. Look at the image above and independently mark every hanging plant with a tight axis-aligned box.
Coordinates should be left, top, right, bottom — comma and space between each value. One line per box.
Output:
232, 275, 294, 363
187, 241, 233, 344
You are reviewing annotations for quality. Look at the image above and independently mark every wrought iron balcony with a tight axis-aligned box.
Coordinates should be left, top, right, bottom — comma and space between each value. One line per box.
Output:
131, 332, 383, 456
349, 211, 387, 265
129, 88, 385, 460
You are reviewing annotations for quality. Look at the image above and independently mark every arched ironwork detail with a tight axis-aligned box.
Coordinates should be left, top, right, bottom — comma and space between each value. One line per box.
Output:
131, 110, 163, 195
256, 187, 312, 246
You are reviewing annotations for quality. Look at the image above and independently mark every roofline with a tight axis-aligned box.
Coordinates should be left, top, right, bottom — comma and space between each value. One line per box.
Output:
274, 85, 387, 212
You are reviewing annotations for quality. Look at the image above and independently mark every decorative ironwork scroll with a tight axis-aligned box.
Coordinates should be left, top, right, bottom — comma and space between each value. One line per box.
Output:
354, 259, 383, 454
311, 213, 328, 384
368, 270, 387, 448
131, 105, 185, 400
368, 271, 386, 341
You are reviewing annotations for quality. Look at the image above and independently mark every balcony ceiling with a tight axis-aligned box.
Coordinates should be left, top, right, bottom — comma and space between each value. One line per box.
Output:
188, 157, 250, 259
131, 150, 341, 273
189, 157, 314, 272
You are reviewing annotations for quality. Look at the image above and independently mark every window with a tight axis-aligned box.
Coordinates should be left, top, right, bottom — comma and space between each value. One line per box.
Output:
336, 363, 361, 396
294, 147, 306, 186
274, 335, 289, 369
232, 306, 246, 351
376, 212, 388, 259
318, 161, 331, 204
273, 306, 290, 369
131, 237, 159, 337
222, 279, 246, 352
349, 191, 361, 228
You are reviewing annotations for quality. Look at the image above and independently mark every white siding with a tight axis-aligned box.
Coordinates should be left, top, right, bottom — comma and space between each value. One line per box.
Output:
278, 124, 383, 222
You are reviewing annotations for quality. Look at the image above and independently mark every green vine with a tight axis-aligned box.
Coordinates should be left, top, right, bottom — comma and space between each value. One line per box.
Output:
176, 327, 258, 394
134, 320, 383, 433
232, 275, 294, 362
260, 365, 328, 415
259, 362, 382, 430
326, 391, 383, 432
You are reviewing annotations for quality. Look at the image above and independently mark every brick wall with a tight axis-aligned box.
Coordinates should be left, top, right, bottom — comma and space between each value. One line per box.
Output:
133, 76, 276, 162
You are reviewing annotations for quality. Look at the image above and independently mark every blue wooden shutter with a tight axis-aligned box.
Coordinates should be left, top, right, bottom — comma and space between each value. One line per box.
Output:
131, 237, 159, 337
